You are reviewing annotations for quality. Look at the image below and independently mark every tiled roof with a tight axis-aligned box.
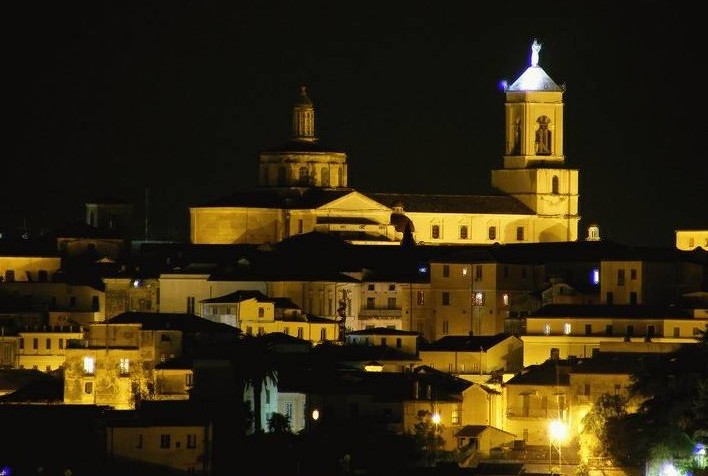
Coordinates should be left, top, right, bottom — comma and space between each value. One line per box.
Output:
195, 188, 353, 208
420, 333, 517, 352
365, 192, 535, 215
108, 311, 241, 334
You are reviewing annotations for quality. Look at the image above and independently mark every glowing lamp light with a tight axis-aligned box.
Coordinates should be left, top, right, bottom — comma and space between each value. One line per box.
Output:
432, 412, 441, 425
364, 361, 383, 372
0, 466, 11, 476
311, 409, 320, 421
548, 419, 568, 442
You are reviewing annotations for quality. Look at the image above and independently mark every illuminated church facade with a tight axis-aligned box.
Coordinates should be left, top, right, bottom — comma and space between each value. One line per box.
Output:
189, 42, 580, 246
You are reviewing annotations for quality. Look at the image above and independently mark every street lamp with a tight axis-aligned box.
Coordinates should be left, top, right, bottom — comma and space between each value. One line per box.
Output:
548, 419, 568, 475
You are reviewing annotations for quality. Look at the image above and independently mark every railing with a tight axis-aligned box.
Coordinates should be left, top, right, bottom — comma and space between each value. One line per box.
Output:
357, 308, 402, 319
506, 407, 553, 418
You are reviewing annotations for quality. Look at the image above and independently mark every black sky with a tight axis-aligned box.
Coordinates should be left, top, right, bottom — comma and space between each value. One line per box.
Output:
5, 3, 706, 246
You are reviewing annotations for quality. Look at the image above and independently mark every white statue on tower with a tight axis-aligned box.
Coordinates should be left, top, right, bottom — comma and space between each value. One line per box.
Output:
531, 39, 541, 67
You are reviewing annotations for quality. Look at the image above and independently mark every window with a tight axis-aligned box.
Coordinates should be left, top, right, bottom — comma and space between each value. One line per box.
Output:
516, 226, 525, 241
614, 384, 621, 396
630, 269, 637, 280
442, 321, 449, 334
320, 328, 327, 341
606, 292, 614, 304
186, 373, 193, 388
297, 328, 304, 339
459, 226, 468, 240
266, 389, 271, 404
585, 324, 592, 335
85, 382, 93, 394
451, 403, 461, 425
298, 219, 303, 234
59, 338, 64, 349
673, 327, 680, 338
246, 326, 253, 335
258, 326, 264, 336
33, 338, 38, 350
552, 175, 559, 194
258, 307, 265, 318
283, 327, 290, 336
442, 292, 450, 305
617, 269, 625, 286
416, 291, 424, 305
19, 338, 24, 350
396, 338, 402, 349
431, 225, 440, 239
473, 292, 484, 306
591, 268, 600, 285
626, 325, 634, 337
584, 383, 590, 395
462, 267, 468, 276
630, 292, 637, 305
83, 356, 95, 375
381, 338, 387, 347
187, 434, 197, 449
366, 297, 375, 309
160, 434, 171, 449
475, 265, 482, 281
136, 434, 143, 449
488, 226, 496, 240
92, 296, 99, 311
119, 358, 130, 376
442, 265, 450, 277
605, 325, 613, 336
187, 296, 195, 314
543, 324, 551, 335
502, 293, 509, 306
563, 323, 571, 335
69, 296, 76, 308
298, 166, 308, 184
46, 338, 51, 350
387, 297, 396, 309
388, 284, 395, 291
367, 284, 375, 291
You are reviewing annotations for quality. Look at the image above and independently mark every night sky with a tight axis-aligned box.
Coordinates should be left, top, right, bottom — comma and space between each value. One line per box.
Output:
5, 3, 706, 246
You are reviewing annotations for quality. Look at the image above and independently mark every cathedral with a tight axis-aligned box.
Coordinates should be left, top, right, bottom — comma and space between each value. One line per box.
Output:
189, 41, 580, 246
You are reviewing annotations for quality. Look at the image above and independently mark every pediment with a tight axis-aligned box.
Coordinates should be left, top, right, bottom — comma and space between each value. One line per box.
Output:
315, 191, 391, 213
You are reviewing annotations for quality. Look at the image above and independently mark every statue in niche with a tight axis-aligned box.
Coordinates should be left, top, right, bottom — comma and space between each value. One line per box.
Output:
511, 118, 521, 155
531, 39, 541, 67
535, 116, 552, 155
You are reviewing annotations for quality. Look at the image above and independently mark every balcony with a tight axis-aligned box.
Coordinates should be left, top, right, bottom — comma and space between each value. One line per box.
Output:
357, 308, 402, 319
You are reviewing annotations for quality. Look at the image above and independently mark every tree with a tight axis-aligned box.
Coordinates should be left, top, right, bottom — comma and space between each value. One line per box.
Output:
578, 393, 627, 465
410, 409, 445, 466
607, 330, 708, 469
267, 412, 292, 434
231, 334, 279, 434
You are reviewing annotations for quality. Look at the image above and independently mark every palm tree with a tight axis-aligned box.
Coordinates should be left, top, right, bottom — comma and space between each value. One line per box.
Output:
232, 333, 279, 434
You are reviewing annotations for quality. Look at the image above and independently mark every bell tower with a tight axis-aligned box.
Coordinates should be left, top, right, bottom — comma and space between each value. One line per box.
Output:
491, 40, 580, 241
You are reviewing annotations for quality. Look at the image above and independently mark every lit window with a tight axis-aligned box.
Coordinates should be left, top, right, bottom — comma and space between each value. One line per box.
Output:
563, 323, 571, 335
452, 403, 461, 425
591, 268, 600, 285
474, 292, 484, 306
83, 356, 95, 375
462, 267, 468, 276
442, 321, 449, 334
119, 358, 130, 375
502, 293, 509, 306
543, 324, 551, 335
442, 265, 450, 277
416, 291, 424, 305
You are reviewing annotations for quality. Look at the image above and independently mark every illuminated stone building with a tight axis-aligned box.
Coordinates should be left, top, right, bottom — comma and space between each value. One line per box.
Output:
190, 41, 579, 246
